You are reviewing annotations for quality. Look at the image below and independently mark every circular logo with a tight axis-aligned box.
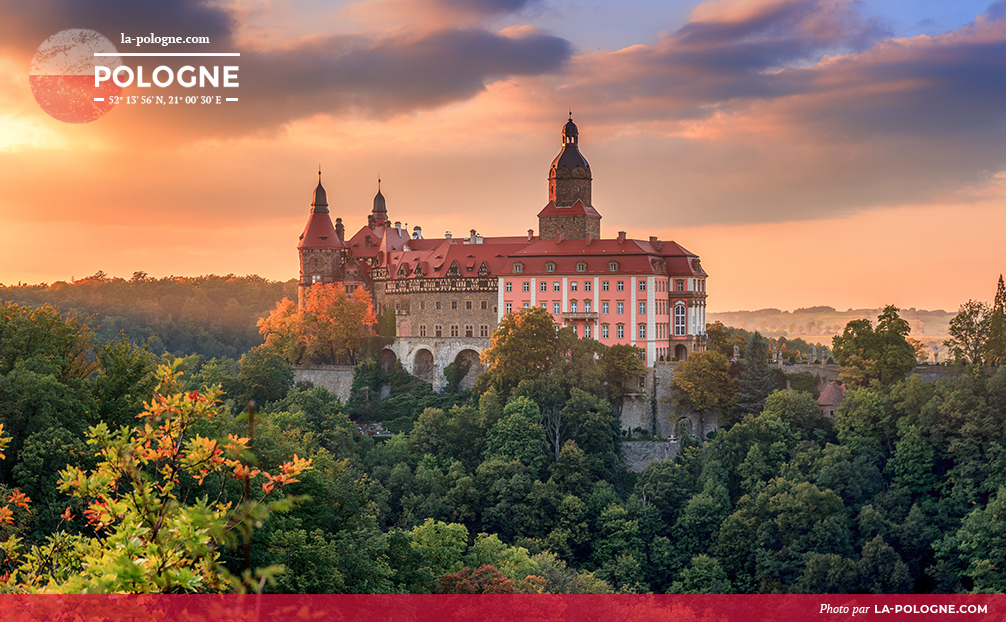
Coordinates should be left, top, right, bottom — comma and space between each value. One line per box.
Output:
30, 29, 123, 123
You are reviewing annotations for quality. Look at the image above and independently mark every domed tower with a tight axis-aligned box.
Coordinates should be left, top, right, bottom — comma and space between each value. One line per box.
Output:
372, 178, 388, 226
298, 171, 345, 304
538, 114, 601, 240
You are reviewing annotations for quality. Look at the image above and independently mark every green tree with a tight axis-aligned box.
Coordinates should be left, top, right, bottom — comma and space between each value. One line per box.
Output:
737, 331, 774, 415
668, 350, 738, 427
945, 300, 992, 366
2, 365, 312, 593
986, 275, 1006, 366
602, 344, 645, 412
832, 306, 915, 387
477, 306, 558, 395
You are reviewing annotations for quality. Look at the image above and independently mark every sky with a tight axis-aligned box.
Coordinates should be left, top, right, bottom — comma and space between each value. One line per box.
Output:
1, 0, 1004, 312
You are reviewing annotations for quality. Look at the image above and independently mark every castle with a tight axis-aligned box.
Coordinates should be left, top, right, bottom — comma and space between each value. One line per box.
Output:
297, 116, 708, 389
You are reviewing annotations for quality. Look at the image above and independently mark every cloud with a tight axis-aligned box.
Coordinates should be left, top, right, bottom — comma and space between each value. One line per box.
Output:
542, 0, 1006, 225
1, 0, 571, 141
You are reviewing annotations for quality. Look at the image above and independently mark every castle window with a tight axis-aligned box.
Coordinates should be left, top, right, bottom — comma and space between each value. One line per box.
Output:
506, 303, 512, 314
505, 282, 512, 292
545, 262, 556, 273
617, 281, 624, 292
584, 301, 592, 313
540, 281, 547, 292
466, 300, 473, 310
584, 324, 592, 339
523, 302, 529, 310
420, 300, 426, 310
571, 325, 578, 337
435, 325, 443, 337
436, 301, 442, 310
570, 282, 578, 292
602, 324, 609, 339
676, 280, 684, 292
419, 325, 427, 337
522, 282, 529, 292
465, 325, 474, 337
639, 302, 646, 315
617, 324, 624, 339
481, 300, 488, 309
584, 281, 591, 292
311, 275, 321, 284
602, 281, 609, 292
608, 261, 618, 271
451, 325, 459, 337
576, 262, 586, 272
639, 324, 646, 339
639, 281, 646, 292
312, 257, 319, 267
570, 301, 578, 313
480, 325, 489, 337
602, 302, 609, 314
617, 302, 624, 315
674, 303, 686, 336
452, 300, 458, 310
513, 262, 524, 273
554, 282, 560, 292
553, 302, 560, 314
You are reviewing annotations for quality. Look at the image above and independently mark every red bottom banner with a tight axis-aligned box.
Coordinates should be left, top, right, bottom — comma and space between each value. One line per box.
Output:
0, 594, 1002, 622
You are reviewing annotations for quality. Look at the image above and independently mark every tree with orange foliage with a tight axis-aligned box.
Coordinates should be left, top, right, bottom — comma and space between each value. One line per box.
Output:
258, 284, 376, 366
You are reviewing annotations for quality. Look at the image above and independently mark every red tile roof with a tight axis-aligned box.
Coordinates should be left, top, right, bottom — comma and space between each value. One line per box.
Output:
537, 199, 601, 218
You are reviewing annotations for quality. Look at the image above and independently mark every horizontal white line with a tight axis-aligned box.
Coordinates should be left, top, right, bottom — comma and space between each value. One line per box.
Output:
93, 97, 104, 101
225, 98, 238, 102
93, 52, 240, 57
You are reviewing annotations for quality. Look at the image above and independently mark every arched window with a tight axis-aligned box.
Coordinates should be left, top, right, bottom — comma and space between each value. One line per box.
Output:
545, 262, 556, 273
674, 303, 687, 336
608, 261, 618, 272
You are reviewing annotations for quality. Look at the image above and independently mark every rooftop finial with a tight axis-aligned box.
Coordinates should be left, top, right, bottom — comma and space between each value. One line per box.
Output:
568, 108, 572, 120
318, 166, 322, 183
378, 174, 381, 191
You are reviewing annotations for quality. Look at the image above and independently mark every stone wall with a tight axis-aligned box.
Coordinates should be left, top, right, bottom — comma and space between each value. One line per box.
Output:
293, 365, 354, 402
622, 441, 678, 473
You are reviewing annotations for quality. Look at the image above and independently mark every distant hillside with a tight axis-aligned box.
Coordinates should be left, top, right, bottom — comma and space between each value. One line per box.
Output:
0, 272, 296, 359
708, 306, 954, 348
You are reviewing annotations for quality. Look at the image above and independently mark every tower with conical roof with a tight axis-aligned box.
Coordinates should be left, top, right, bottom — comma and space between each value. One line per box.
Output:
372, 178, 388, 226
538, 114, 601, 240
298, 171, 346, 304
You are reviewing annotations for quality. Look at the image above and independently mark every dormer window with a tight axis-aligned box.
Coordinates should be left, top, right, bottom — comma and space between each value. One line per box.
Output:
609, 261, 618, 272
545, 262, 556, 273
576, 261, 587, 272
513, 262, 524, 273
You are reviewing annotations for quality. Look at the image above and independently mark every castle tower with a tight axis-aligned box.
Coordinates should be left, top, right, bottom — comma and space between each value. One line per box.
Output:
538, 115, 601, 240
372, 178, 388, 226
298, 172, 345, 304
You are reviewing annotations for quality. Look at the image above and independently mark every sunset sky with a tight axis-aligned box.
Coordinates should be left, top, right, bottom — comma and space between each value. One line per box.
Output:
1, 0, 1004, 312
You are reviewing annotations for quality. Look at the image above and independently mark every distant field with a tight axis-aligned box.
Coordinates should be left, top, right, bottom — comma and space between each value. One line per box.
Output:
708, 306, 954, 351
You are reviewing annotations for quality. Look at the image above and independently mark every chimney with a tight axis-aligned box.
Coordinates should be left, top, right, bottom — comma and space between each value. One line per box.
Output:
395, 221, 402, 234
585, 232, 594, 247
527, 229, 534, 241
649, 236, 658, 245
445, 231, 452, 239
470, 229, 477, 244
617, 231, 626, 245
413, 225, 423, 239
335, 217, 345, 241
476, 234, 483, 244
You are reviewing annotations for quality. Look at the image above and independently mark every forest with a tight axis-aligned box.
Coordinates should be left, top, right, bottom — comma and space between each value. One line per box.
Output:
0, 277, 1005, 594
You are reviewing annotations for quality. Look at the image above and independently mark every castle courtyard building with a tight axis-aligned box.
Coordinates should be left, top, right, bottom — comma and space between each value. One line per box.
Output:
298, 116, 708, 386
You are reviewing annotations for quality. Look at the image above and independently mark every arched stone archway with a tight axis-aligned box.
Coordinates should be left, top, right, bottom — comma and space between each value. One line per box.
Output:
453, 349, 483, 390
413, 349, 435, 383
380, 348, 397, 372
676, 416, 693, 438
675, 344, 688, 361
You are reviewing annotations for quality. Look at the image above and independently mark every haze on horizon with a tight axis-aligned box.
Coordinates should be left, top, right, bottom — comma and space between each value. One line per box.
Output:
1, 0, 1004, 313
